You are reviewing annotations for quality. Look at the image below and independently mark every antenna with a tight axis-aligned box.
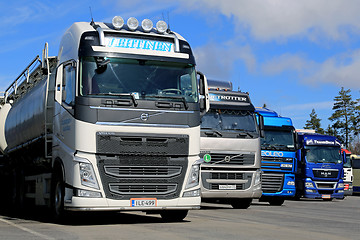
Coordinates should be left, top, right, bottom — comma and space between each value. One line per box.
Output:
167, 11, 170, 31
89, 7, 95, 26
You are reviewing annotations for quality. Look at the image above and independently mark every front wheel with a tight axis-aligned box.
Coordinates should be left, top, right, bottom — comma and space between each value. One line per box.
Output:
160, 210, 188, 222
268, 199, 285, 206
51, 171, 66, 222
230, 198, 252, 209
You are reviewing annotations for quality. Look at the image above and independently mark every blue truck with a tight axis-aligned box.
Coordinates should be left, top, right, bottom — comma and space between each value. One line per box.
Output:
255, 108, 297, 206
295, 132, 345, 200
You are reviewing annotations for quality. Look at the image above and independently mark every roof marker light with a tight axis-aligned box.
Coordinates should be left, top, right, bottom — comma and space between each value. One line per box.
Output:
112, 16, 124, 30
127, 17, 139, 31
156, 20, 168, 34
141, 19, 153, 32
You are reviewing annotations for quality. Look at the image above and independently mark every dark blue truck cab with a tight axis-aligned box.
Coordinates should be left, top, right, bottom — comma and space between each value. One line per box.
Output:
295, 132, 345, 200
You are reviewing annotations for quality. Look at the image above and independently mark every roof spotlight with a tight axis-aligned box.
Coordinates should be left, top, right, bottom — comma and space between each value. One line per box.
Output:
141, 19, 153, 32
127, 17, 139, 31
112, 16, 124, 30
156, 20, 168, 34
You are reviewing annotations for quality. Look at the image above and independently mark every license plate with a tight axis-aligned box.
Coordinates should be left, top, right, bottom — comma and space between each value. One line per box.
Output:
219, 185, 236, 190
322, 194, 331, 199
130, 198, 157, 207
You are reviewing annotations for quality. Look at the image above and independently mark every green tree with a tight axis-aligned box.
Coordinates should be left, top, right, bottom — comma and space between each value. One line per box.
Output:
328, 87, 357, 148
304, 108, 324, 134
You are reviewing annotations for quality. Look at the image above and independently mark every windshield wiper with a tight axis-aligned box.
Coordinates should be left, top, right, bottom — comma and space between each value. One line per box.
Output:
152, 95, 188, 109
202, 128, 223, 137
87, 93, 138, 106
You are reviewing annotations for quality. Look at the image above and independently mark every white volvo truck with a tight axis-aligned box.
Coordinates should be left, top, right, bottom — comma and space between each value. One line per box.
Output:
200, 80, 263, 209
0, 16, 209, 221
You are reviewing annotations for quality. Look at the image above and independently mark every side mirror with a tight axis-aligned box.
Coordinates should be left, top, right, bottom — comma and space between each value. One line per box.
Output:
294, 132, 300, 150
257, 113, 265, 138
342, 152, 347, 164
197, 71, 209, 116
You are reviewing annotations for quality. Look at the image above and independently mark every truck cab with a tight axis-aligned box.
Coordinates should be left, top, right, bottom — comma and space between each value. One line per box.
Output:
295, 132, 345, 200
342, 149, 353, 196
255, 107, 297, 206
200, 80, 262, 209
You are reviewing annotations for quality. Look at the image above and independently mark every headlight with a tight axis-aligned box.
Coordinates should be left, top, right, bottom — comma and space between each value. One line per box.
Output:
185, 164, 200, 189
305, 182, 314, 188
80, 162, 100, 189
337, 182, 344, 189
287, 181, 295, 186
255, 170, 261, 185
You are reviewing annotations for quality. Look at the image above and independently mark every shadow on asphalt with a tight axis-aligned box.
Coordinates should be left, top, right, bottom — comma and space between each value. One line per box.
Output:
0, 207, 190, 226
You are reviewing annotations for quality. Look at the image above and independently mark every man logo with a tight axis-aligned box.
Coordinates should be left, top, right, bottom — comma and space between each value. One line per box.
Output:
140, 113, 149, 121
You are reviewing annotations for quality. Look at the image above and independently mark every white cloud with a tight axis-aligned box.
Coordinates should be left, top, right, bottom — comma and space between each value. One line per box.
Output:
193, 42, 256, 80
304, 50, 360, 88
176, 0, 360, 42
262, 53, 314, 75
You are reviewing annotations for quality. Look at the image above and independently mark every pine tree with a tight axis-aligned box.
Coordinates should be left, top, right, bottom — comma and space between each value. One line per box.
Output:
304, 109, 324, 134
328, 87, 357, 148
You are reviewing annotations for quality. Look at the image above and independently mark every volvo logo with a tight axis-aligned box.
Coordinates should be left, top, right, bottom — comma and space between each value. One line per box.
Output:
261, 151, 284, 157
140, 113, 149, 121
224, 156, 231, 162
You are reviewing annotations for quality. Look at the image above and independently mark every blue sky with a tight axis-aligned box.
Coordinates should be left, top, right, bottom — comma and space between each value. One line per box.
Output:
1, 0, 359, 130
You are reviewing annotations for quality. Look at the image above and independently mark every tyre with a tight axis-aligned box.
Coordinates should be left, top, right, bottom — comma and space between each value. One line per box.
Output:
230, 198, 252, 209
51, 170, 66, 222
160, 210, 188, 222
268, 199, 285, 206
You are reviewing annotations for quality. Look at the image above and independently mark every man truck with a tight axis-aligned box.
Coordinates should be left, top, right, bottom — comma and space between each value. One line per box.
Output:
199, 80, 262, 209
255, 108, 297, 206
0, 16, 210, 221
295, 132, 345, 200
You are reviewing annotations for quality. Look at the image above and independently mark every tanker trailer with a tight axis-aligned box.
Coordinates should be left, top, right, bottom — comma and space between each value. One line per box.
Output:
0, 16, 210, 222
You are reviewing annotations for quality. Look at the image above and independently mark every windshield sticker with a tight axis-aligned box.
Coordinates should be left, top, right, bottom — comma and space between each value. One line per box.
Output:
305, 139, 341, 146
104, 37, 173, 52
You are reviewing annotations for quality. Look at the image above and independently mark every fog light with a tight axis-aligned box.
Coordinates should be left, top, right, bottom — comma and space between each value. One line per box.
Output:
77, 189, 102, 198
141, 19, 153, 32
127, 17, 139, 31
112, 16, 124, 29
156, 20, 168, 33
183, 189, 200, 197
306, 189, 316, 193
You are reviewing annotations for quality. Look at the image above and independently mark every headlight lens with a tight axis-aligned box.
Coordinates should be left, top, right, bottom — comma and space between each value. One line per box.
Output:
305, 182, 314, 188
255, 170, 261, 185
80, 162, 100, 189
287, 181, 295, 186
186, 164, 200, 189
337, 182, 344, 189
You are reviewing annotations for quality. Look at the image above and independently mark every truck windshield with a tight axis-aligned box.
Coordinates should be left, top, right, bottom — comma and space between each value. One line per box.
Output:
261, 130, 295, 150
79, 57, 198, 103
201, 109, 257, 133
305, 146, 342, 164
